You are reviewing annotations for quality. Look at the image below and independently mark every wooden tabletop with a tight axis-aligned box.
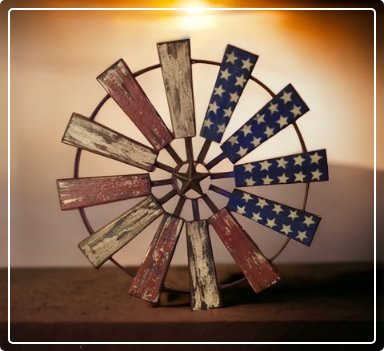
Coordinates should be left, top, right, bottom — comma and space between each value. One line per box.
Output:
1, 263, 382, 345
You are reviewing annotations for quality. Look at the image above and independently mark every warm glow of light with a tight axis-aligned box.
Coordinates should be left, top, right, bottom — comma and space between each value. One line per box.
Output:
173, 0, 218, 29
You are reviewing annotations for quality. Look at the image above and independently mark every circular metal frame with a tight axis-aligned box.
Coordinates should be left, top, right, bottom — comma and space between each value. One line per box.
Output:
73, 59, 310, 293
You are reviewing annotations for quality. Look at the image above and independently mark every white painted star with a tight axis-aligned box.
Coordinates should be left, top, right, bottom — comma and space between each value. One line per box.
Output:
294, 155, 305, 166
214, 85, 226, 97
280, 91, 292, 104
277, 158, 288, 168
203, 118, 213, 129
264, 126, 275, 138
259, 160, 272, 171
242, 193, 253, 202
252, 212, 262, 222
255, 113, 265, 124
266, 218, 277, 229
236, 206, 246, 215
288, 210, 299, 220
223, 107, 233, 118
273, 204, 283, 215
228, 135, 239, 146
235, 75, 247, 87
290, 104, 302, 117
208, 101, 219, 114
243, 163, 255, 173
263, 175, 273, 185
276, 115, 289, 128
303, 216, 315, 226
268, 103, 279, 114
281, 224, 292, 235
241, 124, 253, 136
226, 51, 238, 64
294, 171, 306, 182
245, 178, 255, 186
242, 58, 253, 71
257, 198, 268, 208
237, 146, 248, 157
251, 137, 261, 148
229, 92, 240, 103
310, 152, 323, 164
311, 169, 323, 181
217, 123, 226, 134
220, 68, 232, 81
278, 173, 289, 184
296, 231, 308, 242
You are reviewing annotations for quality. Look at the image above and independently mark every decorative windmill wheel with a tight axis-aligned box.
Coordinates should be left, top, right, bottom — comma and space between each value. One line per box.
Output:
57, 39, 329, 310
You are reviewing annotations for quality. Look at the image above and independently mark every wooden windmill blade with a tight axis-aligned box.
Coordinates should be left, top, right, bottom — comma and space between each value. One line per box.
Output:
97, 59, 173, 151
220, 84, 310, 164
128, 214, 184, 304
62, 113, 157, 172
199, 45, 259, 143
157, 39, 196, 138
209, 208, 280, 293
186, 220, 221, 310
227, 189, 321, 246
234, 149, 329, 187
57, 174, 152, 210
78, 196, 164, 268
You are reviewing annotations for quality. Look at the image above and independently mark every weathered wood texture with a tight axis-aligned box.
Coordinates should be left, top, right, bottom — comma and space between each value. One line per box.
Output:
209, 208, 280, 294
57, 174, 151, 210
186, 220, 221, 310
97, 59, 173, 151
79, 196, 164, 268
157, 39, 196, 138
62, 113, 157, 172
128, 214, 184, 303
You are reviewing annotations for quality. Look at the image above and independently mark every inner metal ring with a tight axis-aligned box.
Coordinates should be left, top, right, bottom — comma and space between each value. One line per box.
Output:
73, 59, 310, 294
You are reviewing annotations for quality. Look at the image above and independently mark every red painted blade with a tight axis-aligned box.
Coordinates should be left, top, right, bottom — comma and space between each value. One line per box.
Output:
186, 220, 221, 310
62, 113, 157, 172
157, 39, 196, 138
97, 59, 173, 151
209, 208, 280, 294
79, 196, 164, 268
128, 214, 184, 303
56, 174, 151, 211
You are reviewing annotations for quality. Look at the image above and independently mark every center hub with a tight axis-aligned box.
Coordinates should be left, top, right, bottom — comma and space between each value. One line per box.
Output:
172, 161, 210, 199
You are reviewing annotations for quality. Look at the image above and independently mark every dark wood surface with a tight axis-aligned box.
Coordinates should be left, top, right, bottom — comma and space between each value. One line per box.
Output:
1, 263, 382, 346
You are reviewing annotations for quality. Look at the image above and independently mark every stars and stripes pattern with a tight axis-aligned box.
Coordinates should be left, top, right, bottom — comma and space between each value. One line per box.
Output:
200, 45, 258, 143
227, 189, 321, 246
234, 149, 329, 187
221, 84, 310, 163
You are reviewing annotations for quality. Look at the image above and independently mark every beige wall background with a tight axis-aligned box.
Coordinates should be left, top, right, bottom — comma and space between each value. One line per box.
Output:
3, 7, 381, 268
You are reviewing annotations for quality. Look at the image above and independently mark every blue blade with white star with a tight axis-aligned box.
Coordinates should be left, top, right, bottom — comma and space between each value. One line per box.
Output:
200, 45, 258, 143
221, 84, 309, 163
234, 149, 329, 187
227, 189, 321, 246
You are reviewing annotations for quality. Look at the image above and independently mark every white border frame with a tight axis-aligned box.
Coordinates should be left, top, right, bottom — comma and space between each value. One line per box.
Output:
6, 7, 378, 346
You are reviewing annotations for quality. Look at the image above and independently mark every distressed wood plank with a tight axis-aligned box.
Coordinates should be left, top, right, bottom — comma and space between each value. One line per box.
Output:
199, 45, 258, 143
186, 220, 221, 310
234, 149, 329, 187
62, 113, 157, 172
56, 174, 151, 210
227, 189, 321, 246
209, 208, 280, 294
157, 39, 196, 138
221, 84, 310, 163
79, 196, 164, 268
128, 214, 184, 303
97, 59, 173, 150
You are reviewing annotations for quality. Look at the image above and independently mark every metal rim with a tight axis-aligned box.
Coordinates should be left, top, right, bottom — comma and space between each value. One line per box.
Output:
73, 59, 310, 294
